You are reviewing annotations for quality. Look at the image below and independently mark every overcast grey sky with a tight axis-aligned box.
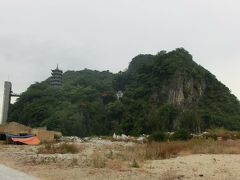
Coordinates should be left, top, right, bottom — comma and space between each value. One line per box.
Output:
0, 0, 240, 120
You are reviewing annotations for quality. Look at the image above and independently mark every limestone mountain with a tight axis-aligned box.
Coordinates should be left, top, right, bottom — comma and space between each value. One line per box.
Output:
9, 48, 240, 136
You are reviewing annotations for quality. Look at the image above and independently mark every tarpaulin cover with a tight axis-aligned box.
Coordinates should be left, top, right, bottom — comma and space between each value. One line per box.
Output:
6, 134, 33, 138
11, 136, 40, 145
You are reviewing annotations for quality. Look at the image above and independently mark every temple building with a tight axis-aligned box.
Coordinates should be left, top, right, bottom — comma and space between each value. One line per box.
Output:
50, 65, 63, 87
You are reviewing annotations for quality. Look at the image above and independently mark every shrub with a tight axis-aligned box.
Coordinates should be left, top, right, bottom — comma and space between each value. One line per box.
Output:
59, 143, 79, 154
68, 158, 79, 167
149, 131, 168, 142
203, 133, 217, 141
38, 143, 80, 154
171, 129, 192, 141
130, 159, 140, 168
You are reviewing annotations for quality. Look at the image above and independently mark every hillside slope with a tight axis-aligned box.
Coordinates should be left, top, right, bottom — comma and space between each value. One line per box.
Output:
9, 48, 240, 136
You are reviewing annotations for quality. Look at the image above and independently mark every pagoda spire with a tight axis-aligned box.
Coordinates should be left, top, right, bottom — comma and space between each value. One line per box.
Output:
50, 65, 63, 87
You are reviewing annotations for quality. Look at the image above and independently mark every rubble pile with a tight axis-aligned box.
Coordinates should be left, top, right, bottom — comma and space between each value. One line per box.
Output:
113, 133, 148, 143
59, 136, 83, 143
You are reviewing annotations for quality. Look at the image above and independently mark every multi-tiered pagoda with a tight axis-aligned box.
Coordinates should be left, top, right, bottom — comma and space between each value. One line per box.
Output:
50, 65, 63, 87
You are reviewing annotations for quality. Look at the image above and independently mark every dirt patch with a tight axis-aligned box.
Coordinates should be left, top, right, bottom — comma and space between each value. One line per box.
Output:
1, 139, 240, 179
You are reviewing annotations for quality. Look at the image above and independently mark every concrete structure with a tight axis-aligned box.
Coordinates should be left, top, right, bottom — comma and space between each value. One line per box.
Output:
50, 65, 63, 86
1, 82, 12, 124
1, 82, 20, 124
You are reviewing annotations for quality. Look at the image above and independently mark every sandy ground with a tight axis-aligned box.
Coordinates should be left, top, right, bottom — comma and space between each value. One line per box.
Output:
144, 154, 240, 180
0, 141, 240, 180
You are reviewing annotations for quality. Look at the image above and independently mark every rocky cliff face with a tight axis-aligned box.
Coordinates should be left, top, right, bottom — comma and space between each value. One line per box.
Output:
168, 72, 206, 107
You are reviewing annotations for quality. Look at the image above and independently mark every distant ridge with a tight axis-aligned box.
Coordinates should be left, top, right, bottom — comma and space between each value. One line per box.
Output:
9, 48, 240, 137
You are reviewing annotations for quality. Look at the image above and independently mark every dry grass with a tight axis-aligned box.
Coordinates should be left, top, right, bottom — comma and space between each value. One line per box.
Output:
91, 152, 107, 168
106, 159, 123, 170
118, 141, 187, 161
38, 142, 80, 154
190, 139, 240, 154
111, 139, 240, 162
33, 136, 240, 170
207, 128, 240, 140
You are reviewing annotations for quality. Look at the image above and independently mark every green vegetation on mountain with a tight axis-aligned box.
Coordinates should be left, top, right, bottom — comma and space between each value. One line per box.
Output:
9, 48, 240, 137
